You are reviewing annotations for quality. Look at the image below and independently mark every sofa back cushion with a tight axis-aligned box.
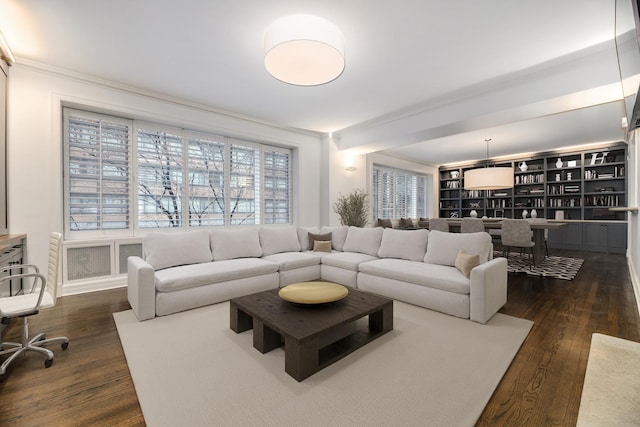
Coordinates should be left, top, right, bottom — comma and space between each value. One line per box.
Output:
378, 228, 429, 261
211, 228, 262, 261
144, 230, 212, 270
297, 226, 320, 251
342, 226, 384, 256
424, 230, 491, 266
320, 225, 349, 251
259, 226, 301, 256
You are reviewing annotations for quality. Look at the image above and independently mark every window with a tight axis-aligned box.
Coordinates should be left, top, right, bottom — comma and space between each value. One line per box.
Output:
63, 108, 293, 237
136, 125, 184, 228
372, 165, 427, 219
64, 110, 131, 233
263, 148, 291, 224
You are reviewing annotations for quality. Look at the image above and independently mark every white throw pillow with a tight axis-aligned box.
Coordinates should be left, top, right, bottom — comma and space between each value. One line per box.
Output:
297, 226, 320, 251
378, 228, 429, 261
320, 225, 349, 251
144, 230, 212, 270
424, 230, 491, 266
342, 226, 384, 256
259, 226, 301, 256
210, 228, 262, 261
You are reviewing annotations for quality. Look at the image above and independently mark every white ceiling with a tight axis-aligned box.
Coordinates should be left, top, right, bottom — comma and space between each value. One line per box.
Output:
1, 0, 638, 165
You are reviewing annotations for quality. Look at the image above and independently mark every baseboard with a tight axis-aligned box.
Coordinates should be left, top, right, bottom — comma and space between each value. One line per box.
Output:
61, 275, 127, 296
627, 254, 640, 317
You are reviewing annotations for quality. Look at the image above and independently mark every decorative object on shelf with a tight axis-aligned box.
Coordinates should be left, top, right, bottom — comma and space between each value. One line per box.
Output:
522, 209, 528, 219
464, 139, 514, 190
333, 189, 369, 227
519, 161, 528, 172
555, 210, 565, 220
450, 171, 459, 178
470, 210, 478, 218
531, 209, 537, 218
450, 211, 459, 218
555, 158, 563, 168
568, 160, 577, 167
264, 14, 345, 86
590, 153, 599, 165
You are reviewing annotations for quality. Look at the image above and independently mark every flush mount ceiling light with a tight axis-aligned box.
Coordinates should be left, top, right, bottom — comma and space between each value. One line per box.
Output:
263, 14, 345, 86
464, 139, 514, 190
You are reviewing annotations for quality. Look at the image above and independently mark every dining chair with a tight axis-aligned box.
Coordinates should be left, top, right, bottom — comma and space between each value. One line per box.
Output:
460, 218, 485, 233
501, 219, 536, 268
428, 218, 450, 232
0, 232, 69, 382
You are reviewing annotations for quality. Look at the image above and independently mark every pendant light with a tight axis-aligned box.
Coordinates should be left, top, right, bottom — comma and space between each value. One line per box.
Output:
464, 139, 514, 190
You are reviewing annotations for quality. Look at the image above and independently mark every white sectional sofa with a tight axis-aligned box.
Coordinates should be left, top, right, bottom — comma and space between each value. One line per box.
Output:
127, 225, 507, 324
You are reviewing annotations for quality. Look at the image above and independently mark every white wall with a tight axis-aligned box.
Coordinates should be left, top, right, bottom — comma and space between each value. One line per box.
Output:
627, 129, 639, 314
323, 134, 438, 227
6, 62, 322, 290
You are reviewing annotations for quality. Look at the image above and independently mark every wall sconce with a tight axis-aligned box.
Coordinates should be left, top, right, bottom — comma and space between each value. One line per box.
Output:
343, 153, 358, 172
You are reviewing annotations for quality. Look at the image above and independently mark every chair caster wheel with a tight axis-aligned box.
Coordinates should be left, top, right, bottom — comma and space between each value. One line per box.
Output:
45, 359, 53, 368
62, 342, 69, 350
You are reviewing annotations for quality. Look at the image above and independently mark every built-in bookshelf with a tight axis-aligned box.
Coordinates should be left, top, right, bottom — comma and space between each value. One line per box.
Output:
438, 142, 627, 221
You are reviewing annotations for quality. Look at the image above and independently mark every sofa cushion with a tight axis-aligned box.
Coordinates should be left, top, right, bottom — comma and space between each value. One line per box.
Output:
321, 251, 379, 272
211, 228, 262, 261
342, 227, 384, 256
259, 226, 301, 256
454, 250, 480, 278
155, 258, 279, 292
400, 217, 414, 228
261, 252, 321, 271
313, 240, 332, 252
320, 226, 349, 251
378, 228, 429, 262
377, 218, 393, 228
424, 230, 491, 266
359, 258, 470, 295
297, 226, 320, 251
144, 230, 212, 270
308, 232, 332, 250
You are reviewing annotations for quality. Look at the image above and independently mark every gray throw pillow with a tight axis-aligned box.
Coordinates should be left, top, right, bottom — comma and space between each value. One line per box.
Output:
308, 232, 332, 250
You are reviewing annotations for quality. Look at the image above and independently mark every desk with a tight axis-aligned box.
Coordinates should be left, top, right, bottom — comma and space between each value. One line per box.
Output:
423, 219, 567, 262
0, 234, 27, 296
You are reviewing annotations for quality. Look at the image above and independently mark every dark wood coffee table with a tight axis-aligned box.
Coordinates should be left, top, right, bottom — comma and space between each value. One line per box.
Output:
230, 287, 393, 381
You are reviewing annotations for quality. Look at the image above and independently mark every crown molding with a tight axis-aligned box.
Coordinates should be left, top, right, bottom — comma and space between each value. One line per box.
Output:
13, 57, 323, 139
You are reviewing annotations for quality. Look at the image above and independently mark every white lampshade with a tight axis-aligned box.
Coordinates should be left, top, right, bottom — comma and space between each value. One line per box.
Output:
264, 14, 345, 86
464, 167, 514, 190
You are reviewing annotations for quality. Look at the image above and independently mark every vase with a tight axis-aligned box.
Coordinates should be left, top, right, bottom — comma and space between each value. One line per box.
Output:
556, 158, 563, 168
522, 209, 528, 219
531, 208, 537, 218
519, 161, 528, 172
470, 210, 478, 218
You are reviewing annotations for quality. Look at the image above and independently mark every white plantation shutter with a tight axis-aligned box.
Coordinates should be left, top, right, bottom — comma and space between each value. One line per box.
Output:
187, 132, 226, 226
136, 125, 184, 228
64, 109, 293, 236
64, 109, 131, 234
263, 147, 291, 224
373, 165, 427, 219
229, 140, 260, 225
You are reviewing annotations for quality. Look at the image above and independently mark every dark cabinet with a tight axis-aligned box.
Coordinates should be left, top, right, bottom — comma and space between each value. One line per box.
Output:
582, 222, 627, 254
547, 222, 627, 254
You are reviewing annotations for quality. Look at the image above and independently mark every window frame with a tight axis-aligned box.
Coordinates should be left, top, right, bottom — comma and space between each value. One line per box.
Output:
63, 108, 294, 239
372, 164, 428, 220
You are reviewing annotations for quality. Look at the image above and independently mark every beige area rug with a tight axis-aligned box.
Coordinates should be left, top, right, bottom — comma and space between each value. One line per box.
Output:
577, 333, 640, 426
114, 301, 533, 427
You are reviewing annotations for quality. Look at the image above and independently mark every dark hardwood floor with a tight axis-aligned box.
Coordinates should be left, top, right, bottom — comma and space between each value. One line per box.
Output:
0, 250, 638, 426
